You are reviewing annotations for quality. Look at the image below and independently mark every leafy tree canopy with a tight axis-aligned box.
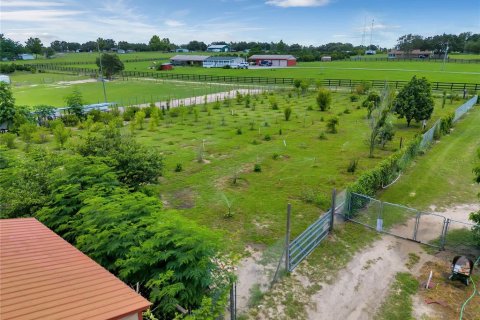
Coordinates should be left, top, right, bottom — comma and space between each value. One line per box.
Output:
393, 76, 434, 126
96, 53, 124, 79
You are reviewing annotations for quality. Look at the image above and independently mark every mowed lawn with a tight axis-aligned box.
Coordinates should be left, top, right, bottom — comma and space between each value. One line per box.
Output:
379, 105, 480, 210
10, 73, 235, 107
117, 60, 480, 83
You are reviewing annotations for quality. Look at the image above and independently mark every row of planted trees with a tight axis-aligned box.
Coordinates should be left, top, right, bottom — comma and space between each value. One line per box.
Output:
0, 83, 233, 320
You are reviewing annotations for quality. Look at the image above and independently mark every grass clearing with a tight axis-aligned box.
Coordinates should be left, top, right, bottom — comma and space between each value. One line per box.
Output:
10, 73, 234, 106
374, 272, 419, 320
379, 106, 480, 210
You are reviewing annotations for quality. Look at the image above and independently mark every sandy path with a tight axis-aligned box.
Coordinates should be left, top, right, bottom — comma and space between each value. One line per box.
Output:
305, 203, 478, 320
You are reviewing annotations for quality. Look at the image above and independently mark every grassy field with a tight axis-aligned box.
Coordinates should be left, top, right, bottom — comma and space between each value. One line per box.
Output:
4, 88, 460, 250
55, 59, 480, 84
9, 72, 236, 107
379, 106, 480, 210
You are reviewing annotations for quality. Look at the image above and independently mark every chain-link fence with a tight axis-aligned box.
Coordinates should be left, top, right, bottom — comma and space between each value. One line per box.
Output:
344, 192, 478, 254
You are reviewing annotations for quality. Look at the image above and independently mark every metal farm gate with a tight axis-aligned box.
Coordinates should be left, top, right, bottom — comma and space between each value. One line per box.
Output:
343, 192, 476, 252
287, 210, 332, 271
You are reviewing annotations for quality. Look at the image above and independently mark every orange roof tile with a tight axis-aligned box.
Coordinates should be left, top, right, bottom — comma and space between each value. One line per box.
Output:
0, 218, 151, 320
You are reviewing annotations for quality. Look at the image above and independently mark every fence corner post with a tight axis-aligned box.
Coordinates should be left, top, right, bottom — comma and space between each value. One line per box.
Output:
440, 218, 450, 251
285, 203, 291, 272
229, 281, 236, 320
330, 189, 336, 232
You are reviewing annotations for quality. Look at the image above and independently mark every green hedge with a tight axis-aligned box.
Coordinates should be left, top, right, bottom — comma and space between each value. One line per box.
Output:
348, 136, 422, 196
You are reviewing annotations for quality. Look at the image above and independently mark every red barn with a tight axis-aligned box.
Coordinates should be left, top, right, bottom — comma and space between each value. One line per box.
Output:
248, 55, 297, 67
160, 63, 173, 70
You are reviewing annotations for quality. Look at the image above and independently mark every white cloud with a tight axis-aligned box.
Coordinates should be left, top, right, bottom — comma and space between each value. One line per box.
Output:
266, 0, 330, 7
165, 19, 185, 27
1, 1, 65, 7
1, 9, 84, 22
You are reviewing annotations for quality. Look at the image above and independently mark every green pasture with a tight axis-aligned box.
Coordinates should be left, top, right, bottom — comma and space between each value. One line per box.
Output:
56, 59, 480, 83
10, 73, 232, 107
30, 90, 463, 248
379, 105, 480, 210
131, 91, 465, 249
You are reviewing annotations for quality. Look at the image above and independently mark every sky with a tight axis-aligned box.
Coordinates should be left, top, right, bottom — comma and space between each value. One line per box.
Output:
1, 0, 479, 48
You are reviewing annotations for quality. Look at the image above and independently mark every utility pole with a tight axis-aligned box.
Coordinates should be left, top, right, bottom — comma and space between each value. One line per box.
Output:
97, 40, 108, 103
369, 19, 374, 50
442, 41, 449, 71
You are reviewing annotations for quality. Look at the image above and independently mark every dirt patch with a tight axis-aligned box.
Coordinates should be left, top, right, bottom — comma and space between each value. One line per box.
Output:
414, 260, 480, 320
57, 79, 97, 85
167, 188, 197, 209
306, 235, 431, 320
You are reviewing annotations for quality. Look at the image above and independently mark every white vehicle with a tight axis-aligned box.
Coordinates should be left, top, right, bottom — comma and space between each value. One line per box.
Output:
233, 62, 249, 69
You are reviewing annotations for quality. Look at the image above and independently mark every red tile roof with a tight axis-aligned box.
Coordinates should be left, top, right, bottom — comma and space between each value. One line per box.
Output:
0, 218, 151, 320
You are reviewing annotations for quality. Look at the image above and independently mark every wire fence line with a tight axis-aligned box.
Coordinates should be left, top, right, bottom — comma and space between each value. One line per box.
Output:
420, 95, 478, 150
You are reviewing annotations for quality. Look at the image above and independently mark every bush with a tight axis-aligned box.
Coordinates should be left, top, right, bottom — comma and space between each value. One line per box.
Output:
316, 89, 332, 111
269, 96, 278, 110
347, 159, 359, 173
284, 106, 292, 121
326, 117, 339, 133
253, 164, 262, 172
1, 133, 16, 149
272, 153, 280, 160
61, 114, 79, 126
439, 112, 454, 135
33, 128, 50, 144
349, 137, 421, 196
264, 134, 271, 141
236, 128, 242, 135
355, 82, 371, 95
318, 131, 327, 140
350, 94, 359, 102
123, 106, 140, 121
175, 163, 183, 172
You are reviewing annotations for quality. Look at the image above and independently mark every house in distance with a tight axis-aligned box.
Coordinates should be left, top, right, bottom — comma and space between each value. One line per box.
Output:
203, 56, 245, 68
0, 218, 151, 320
207, 44, 230, 52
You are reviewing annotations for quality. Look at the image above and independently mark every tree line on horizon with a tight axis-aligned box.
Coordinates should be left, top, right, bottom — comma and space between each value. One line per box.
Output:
1, 31, 480, 62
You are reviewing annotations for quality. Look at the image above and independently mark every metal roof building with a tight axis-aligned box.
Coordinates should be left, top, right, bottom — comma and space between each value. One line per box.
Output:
248, 54, 297, 67
203, 56, 245, 68
170, 55, 210, 66
0, 218, 151, 320
206, 44, 230, 52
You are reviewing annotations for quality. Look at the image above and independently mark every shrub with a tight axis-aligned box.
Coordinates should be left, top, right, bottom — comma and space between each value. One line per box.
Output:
318, 131, 327, 140
347, 159, 359, 173
123, 106, 140, 121
252, 139, 260, 145
236, 128, 242, 135
169, 108, 180, 118
343, 108, 351, 114
135, 110, 146, 130
53, 122, 71, 148
272, 153, 280, 160
253, 164, 262, 172
264, 134, 271, 141
316, 89, 332, 111
440, 112, 454, 135
350, 94, 359, 102
326, 117, 339, 133
175, 163, 183, 172
33, 128, 50, 144
269, 96, 278, 110
61, 114, 79, 126
355, 82, 371, 95
284, 106, 292, 121
278, 128, 282, 135
19, 123, 37, 144
1, 133, 16, 149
